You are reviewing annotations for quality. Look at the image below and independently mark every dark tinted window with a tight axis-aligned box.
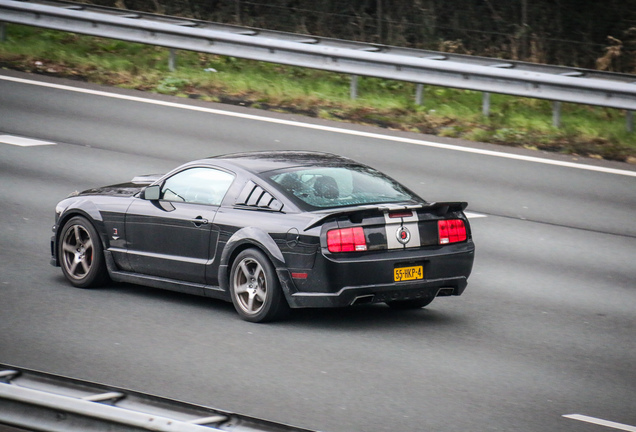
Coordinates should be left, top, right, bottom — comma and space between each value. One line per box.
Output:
269, 166, 417, 209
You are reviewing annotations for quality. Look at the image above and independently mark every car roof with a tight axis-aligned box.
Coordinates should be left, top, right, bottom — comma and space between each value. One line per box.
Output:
205, 151, 360, 174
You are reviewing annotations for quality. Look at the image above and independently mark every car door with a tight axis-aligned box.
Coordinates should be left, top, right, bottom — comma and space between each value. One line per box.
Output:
125, 167, 235, 284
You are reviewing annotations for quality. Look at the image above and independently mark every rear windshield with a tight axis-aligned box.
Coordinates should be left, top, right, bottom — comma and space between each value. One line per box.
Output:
269, 166, 418, 209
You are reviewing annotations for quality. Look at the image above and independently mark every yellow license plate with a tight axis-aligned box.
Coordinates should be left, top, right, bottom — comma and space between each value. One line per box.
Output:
394, 266, 424, 282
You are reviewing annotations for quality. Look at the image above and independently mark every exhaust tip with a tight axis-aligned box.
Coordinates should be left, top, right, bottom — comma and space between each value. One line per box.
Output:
437, 288, 455, 297
351, 294, 375, 305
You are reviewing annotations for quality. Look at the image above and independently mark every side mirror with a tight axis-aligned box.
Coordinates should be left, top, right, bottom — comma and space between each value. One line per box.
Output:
142, 185, 161, 200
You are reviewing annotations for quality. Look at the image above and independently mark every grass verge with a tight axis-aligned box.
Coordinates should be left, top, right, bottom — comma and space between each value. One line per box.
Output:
1, 25, 635, 162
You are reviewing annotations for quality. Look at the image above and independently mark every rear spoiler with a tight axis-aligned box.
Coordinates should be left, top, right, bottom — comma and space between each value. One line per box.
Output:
304, 201, 468, 231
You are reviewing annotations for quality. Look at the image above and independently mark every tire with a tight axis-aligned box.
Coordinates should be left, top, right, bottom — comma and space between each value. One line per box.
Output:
229, 249, 289, 323
58, 216, 109, 288
385, 296, 435, 310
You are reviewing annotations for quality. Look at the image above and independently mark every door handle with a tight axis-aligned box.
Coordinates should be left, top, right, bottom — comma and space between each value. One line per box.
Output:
191, 216, 209, 226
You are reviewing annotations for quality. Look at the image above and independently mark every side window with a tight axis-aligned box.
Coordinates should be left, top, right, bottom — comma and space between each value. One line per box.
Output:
161, 167, 234, 206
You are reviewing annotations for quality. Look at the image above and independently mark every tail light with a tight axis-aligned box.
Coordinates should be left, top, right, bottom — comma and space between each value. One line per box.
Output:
438, 219, 467, 244
327, 227, 367, 252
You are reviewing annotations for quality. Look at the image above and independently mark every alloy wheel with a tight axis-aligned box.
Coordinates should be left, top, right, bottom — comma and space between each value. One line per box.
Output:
233, 257, 267, 315
61, 224, 94, 280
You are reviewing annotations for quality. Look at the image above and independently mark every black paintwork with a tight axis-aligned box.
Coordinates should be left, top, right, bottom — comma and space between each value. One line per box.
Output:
51, 151, 475, 309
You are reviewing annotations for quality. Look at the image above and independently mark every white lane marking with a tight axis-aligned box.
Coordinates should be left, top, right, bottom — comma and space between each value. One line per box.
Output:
564, 414, 636, 432
2, 75, 636, 178
0, 134, 56, 147
465, 212, 487, 219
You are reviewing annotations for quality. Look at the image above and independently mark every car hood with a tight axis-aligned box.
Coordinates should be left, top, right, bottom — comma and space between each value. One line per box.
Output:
76, 182, 147, 197
73, 174, 162, 198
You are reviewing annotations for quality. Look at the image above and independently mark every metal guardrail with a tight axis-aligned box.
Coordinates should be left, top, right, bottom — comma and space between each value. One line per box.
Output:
0, 364, 316, 432
1, 0, 635, 129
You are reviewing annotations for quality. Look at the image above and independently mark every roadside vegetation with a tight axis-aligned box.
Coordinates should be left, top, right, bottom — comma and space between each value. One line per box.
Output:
1, 25, 635, 162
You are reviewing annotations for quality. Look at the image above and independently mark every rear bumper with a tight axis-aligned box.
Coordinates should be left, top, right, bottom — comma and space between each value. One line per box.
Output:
286, 276, 468, 308
282, 241, 474, 308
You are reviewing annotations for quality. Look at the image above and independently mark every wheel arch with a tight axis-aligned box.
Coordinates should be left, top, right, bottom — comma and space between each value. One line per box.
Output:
218, 227, 285, 292
54, 203, 108, 265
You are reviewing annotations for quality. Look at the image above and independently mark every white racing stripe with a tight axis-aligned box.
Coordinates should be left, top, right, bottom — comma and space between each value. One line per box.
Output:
563, 414, 636, 432
2, 75, 636, 178
0, 134, 56, 147
384, 211, 421, 250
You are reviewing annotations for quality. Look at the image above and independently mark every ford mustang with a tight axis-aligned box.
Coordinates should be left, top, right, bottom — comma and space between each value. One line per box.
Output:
51, 151, 475, 322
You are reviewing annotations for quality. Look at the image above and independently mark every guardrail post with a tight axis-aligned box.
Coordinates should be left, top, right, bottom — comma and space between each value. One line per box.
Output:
482, 92, 490, 117
350, 75, 358, 100
627, 111, 634, 133
0, 22, 6, 42
415, 84, 424, 105
552, 101, 562, 128
169, 48, 177, 71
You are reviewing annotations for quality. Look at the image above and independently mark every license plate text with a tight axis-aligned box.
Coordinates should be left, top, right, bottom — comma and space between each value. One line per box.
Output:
394, 265, 424, 282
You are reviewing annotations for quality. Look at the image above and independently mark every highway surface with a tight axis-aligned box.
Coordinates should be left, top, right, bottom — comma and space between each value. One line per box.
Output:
1, 69, 635, 432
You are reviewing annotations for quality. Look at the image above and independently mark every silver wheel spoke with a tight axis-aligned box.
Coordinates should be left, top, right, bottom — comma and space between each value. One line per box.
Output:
234, 282, 250, 294
73, 225, 82, 245
79, 259, 89, 275
69, 260, 79, 276
255, 286, 266, 302
246, 292, 256, 311
239, 261, 251, 279
62, 243, 76, 254
253, 263, 264, 281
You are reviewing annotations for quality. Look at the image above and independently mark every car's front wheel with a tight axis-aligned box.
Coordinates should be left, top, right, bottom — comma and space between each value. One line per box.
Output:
59, 216, 109, 288
229, 249, 289, 323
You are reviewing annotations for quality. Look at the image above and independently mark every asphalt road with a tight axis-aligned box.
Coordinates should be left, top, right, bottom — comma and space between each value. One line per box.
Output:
1, 70, 635, 432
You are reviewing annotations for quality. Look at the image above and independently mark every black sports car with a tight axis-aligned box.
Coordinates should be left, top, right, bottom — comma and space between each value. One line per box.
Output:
51, 151, 475, 322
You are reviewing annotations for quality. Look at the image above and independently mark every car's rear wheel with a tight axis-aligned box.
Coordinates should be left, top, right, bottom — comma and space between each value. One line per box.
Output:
59, 216, 108, 288
229, 249, 289, 323
385, 296, 435, 309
